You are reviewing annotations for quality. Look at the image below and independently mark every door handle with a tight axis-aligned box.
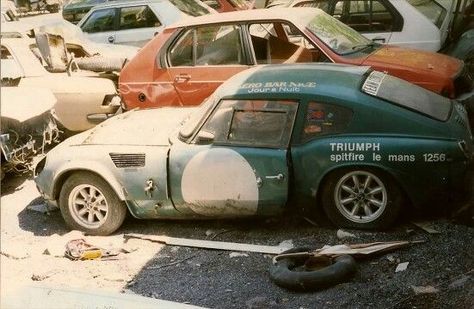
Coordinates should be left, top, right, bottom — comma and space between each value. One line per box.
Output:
372, 38, 386, 43
265, 173, 284, 181
108, 36, 115, 43
174, 74, 191, 83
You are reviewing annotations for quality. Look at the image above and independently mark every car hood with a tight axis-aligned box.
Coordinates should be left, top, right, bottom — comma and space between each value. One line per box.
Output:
363, 46, 462, 77
77, 107, 197, 146
1, 87, 56, 122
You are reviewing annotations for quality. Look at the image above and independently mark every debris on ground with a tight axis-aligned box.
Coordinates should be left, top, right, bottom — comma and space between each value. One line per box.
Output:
124, 233, 293, 254
336, 229, 357, 239
229, 252, 249, 258
412, 221, 441, 234
26, 203, 55, 215
395, 262, 409, 273
31, 270, 59, 281
411, 285, 439, 294
65, 239, 121, 261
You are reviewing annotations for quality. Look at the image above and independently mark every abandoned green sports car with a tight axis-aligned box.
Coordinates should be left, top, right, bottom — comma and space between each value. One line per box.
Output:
34, 64, 473, 235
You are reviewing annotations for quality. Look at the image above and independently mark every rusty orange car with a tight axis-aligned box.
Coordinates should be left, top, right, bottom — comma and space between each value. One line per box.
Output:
119, 8, 473, 110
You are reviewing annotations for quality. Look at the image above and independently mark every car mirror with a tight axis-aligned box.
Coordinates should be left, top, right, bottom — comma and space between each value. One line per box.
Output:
196, 130, 215, 144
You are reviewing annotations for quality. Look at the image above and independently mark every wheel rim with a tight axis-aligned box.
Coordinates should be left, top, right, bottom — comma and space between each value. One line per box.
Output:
334, 171, 387, 224
68, 184, 108, 229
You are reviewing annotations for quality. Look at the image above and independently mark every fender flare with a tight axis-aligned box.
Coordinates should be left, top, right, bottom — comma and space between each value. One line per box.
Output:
269, 247, 357, 291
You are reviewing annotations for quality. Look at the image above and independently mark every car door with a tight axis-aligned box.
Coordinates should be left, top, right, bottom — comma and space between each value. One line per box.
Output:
331, 0, 399, 44
114, 5, 163, 47
80, 7, 118, 44
165, 24, 251, 106
168, 99, 298, 217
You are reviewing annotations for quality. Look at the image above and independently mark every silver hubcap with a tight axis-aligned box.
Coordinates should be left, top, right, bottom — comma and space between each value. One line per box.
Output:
68, 184, 108, 229
334, 171, 387, 224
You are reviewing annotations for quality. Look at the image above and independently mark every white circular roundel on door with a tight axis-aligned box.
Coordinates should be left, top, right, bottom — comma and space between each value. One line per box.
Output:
181, 148, 259, 216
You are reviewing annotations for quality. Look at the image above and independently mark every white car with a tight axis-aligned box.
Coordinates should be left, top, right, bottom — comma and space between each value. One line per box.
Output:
77, 0, 216, 47
268, 0, 455, 52
1, 38, 120, 132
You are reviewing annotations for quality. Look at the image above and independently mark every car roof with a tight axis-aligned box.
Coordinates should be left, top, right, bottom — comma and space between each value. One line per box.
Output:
89, 0, 170, 9
216, 63, 370, 98
172, 7, 323, 28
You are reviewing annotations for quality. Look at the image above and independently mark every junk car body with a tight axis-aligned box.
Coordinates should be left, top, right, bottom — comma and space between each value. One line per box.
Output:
35, 64, 473, 235
77, 0, 216, 47
0, 20, 139, 59
1, 38, 120, 132
203, 0, 255, 12
1, 87, 59, 179
119, 8, 472, 111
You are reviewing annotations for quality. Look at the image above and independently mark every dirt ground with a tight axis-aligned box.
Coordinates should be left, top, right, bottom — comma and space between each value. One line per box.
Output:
1, 173, 473, 309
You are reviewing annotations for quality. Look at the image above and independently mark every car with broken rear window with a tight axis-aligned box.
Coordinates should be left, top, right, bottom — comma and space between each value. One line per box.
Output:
35, 64, 473, 235
119, 8, 472, 111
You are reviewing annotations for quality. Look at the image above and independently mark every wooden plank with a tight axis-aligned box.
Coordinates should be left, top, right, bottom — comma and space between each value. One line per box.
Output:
124, 233, 290, 255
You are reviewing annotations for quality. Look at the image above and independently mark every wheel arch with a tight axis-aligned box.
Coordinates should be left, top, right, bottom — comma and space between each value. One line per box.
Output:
52, 164, 126, 202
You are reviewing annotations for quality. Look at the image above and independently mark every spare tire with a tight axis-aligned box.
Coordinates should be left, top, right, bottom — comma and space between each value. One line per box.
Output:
269, 247, 357, 291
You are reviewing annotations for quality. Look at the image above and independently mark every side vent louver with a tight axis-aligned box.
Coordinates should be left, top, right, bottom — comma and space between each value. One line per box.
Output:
110, 153, 145, 168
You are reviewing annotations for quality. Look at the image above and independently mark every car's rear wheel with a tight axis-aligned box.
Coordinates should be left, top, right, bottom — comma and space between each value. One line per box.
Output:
321, 168, 402, 230
59, 172, 126, 235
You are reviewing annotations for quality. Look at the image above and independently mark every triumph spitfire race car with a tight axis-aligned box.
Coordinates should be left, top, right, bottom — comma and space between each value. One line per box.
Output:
35, 64, 473, 235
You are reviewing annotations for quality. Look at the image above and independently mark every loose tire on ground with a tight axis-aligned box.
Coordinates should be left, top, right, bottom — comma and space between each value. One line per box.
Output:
59, 172, 127, 235
321, 168, 402, 230
269, 247, 357, 291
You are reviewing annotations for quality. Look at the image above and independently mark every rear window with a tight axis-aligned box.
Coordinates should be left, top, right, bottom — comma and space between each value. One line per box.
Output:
361, 71, 452, 121
407, 0, 447, 28
169, 0, 210, 16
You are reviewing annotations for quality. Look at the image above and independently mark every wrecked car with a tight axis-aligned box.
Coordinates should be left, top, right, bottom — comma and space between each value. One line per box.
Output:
1, 37, 121, 133
77, 0, 216, 47
1, 87, 59, 179
35, 64, 473, 235
119, 8, 472, 111
267, 0, 455, 52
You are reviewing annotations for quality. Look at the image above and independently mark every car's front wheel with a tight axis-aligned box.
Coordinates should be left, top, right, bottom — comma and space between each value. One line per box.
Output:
321, 168, 402, 230
59, 172, 127, 235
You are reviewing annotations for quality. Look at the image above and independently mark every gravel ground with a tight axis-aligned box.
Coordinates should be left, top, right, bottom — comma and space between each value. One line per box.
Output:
1, 173, 473, 309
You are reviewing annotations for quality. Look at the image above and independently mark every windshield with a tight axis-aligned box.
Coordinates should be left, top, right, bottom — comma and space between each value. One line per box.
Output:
179, 95, 217, 139
362, 71, 452, 121
169, 0, 211, 16
306, 12, 373, 55
407, 0, 447, 29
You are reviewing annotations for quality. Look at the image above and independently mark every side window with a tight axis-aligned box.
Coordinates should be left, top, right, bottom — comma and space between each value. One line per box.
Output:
335, 0, 394, 32
169, 29, 194, 66
169, 25, 244, 66
81, 8, 116, 33
200, 100, 298, 148
202, 0, 222, 10
119, 5, 161, 30
302, 102, 353, 142
249, 22, 328, 64
195, 25, 244, 65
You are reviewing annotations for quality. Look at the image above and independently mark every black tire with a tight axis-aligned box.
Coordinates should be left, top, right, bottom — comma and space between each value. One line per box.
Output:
269, 247, 357, 291
59, 172, 127, 235
321, 168, 402, 230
